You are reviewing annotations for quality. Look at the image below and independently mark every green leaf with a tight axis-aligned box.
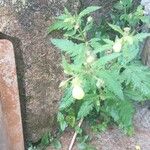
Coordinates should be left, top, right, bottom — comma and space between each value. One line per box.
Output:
92, 122, 108, 133
77, 143, 96, 150
121, 41, 139, 64
124, 88, 147, 101
57, 112, 68, 131
90, 38, 114, 53
75, 126, 83, 134
51, 39, 85, 58
48, 21, 73, 33
123, 0, 133, 8
79, 6, 101, 18
59, 88, 74, 110
114, 1, 124, 10
61, 56, 73, 75
108, 23, 124, 35
134, 33, 150, 42
114, 0, 133, 10
62, 56, 84, 74
98, 71, 124, 100
83, 75, 97, 93
141, 16, 150, 25
121, 64, 150, 96
77, 99, 94, 119
103, 39, 114, 45
77, 135, 89, 143
94, 53, 121, 67
104, 98, 134, 132
51, 139, 62, 149
77, 135, 96, 150
41, 132, 50, 146
66, 115, 76, 127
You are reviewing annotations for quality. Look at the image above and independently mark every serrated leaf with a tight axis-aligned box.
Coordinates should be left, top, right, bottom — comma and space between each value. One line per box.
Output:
124, 88, 146, 101
51, 139, 62, 149
77, 100, 94, 119
122, 41, 139, 64
41, 132, 50, 146
98, 71, 124, 100
79, 6, 101, 18
141, 16, 150, 25
105, 98, 134, 132
134, 33, 150, 42
108, 23, 124, 35
62, 56, 84, 74
90, 39, 114, 53
66, 115, 76, 127
75, 126, 83, 134
51, 39, 84, 57
51, 39, 76, 54
92, 122, 108, 133
94, 53, 121, 67
103, 39, 114, 45
59, 88, 74, 110
122, 0, 133, 7
48, 21, 73, 33
121, 64, 150, 96
77, 143, 96, 150
57, 112, 68, 131
56, 14, 69, 20
114, 1, 124, 10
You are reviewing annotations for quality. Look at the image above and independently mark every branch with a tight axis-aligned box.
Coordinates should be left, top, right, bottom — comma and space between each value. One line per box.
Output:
68, 118, 84, 150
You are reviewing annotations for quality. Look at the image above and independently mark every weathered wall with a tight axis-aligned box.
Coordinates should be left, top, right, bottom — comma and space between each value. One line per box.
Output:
0, 0, 81, 143
141, 0, 150, 66
0, 0, 82, 144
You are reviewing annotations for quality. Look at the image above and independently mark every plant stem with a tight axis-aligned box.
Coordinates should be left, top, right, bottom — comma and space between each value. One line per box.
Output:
68, 118, 84, 150
78, 27, 87, 43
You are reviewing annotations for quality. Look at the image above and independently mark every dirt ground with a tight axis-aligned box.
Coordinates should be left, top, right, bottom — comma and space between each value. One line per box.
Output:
1, 0, 150, 149
46, 102, 150, 150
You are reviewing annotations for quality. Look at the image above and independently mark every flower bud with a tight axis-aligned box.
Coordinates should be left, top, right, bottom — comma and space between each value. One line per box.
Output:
96, 78, 105, 88
72, 85, 85, 100
59, 80, 68, 88
86, 55, 96, 63
75, 24, 80, 30
113, 39, 122, 53
86, 50, 96, 64
72, 77, 82, 87
135, 145, 141, 150
123, 27, 131, 33
87, 16, 93, 22
123, 36, 133, 45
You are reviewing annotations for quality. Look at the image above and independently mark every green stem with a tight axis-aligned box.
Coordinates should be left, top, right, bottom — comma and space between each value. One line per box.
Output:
77, 27, 87, 43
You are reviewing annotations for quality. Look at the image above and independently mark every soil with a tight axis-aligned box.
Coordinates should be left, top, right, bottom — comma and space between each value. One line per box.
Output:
47, 102, 150, 150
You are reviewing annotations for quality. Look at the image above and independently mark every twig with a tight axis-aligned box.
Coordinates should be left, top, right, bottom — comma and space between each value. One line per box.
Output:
68, 118, 84, 150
